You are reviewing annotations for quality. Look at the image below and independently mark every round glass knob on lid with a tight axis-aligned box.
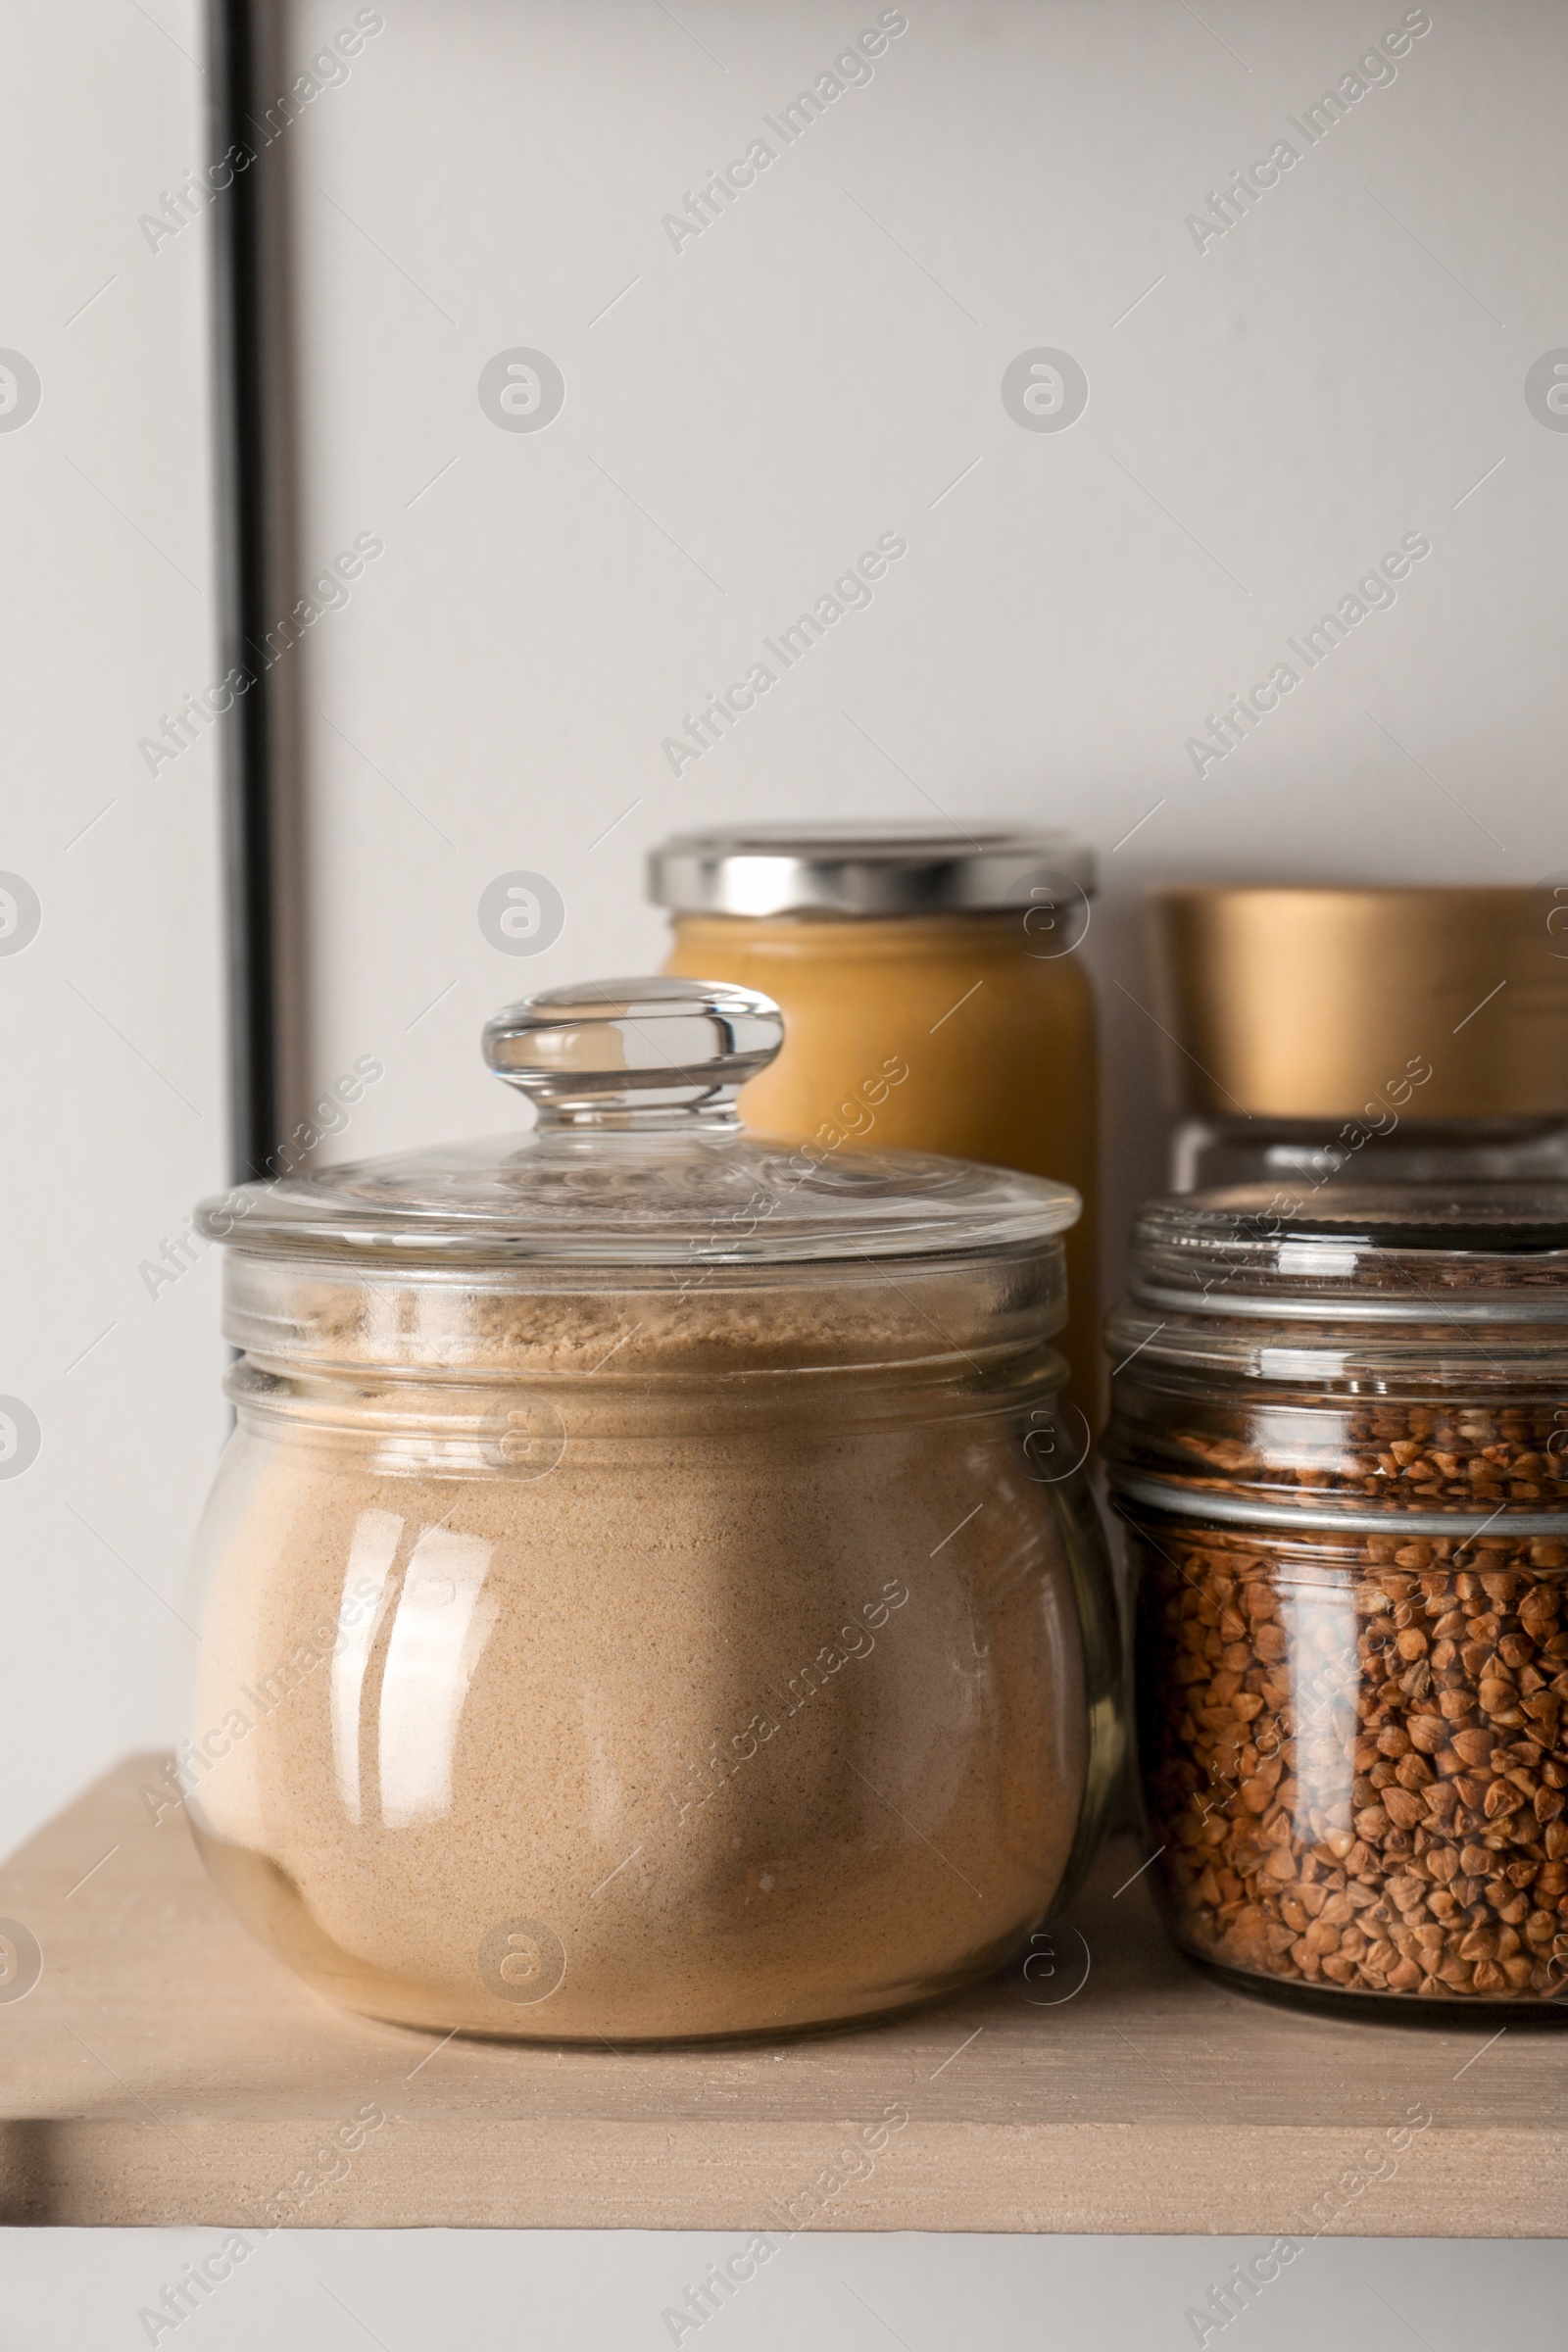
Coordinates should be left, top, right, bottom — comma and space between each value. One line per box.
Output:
483, 976, 783, 1126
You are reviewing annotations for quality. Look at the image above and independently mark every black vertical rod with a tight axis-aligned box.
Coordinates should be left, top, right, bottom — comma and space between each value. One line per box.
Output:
206, 0, 277, 1184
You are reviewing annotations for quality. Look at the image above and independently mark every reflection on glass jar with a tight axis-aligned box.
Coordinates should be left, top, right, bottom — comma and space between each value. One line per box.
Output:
1132, 1520, 1568, 2003
182, 979, 1122, 2042
186, 1381, 1110, 2041
1111, 1182, 1568, 2013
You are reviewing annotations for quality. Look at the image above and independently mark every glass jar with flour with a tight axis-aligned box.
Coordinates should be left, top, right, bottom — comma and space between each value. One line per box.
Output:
182, 979, 1120, 2042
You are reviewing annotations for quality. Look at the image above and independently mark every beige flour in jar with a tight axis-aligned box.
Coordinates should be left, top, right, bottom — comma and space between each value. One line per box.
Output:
185, 1294, 1090, 2040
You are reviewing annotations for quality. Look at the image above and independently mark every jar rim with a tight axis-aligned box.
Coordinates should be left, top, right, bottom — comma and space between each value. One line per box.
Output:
220, 1247, 1068, 1380
1104, 1299, 1568, 1382
1110, 1471, 1568, 1540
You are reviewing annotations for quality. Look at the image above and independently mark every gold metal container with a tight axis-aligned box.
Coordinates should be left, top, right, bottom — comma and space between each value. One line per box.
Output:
1147, 887, 1568, 1195
1148, 886, 1568, 1118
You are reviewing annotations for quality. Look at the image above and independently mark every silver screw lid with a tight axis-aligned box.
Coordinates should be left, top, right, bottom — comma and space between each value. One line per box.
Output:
647, 820, 1096, 918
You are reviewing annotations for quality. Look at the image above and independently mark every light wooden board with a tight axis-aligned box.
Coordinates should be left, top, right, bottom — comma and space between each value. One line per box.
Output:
0, 1757, 1560, 2232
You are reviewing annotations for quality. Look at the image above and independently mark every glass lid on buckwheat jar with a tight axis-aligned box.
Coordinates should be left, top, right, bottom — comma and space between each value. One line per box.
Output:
1109, 1182, 1568, 1367
1124, 1183, 1568, 1320
198, 979, 1080, 1382
1106, 1179, 1568, 1522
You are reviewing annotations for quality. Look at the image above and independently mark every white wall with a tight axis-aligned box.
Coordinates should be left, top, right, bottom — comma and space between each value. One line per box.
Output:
4, 0, 1566, 2334
0, 0, 226, 1863
282, 0, 1568, 1272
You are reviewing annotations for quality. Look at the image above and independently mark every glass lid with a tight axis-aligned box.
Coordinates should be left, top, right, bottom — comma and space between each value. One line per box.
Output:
197, 978, 1079, 1268
1127, 1182, 1568, 1322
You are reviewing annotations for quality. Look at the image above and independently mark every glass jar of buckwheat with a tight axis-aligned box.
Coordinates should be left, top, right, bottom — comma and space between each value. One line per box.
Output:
1109, 1185, 1568, 2014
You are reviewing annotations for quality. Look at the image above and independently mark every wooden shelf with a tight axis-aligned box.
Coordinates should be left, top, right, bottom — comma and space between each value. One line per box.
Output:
0, 1756, 1559, 2232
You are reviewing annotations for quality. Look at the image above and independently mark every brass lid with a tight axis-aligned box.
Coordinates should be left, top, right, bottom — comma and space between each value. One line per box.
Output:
1147, 886, 1568, 1119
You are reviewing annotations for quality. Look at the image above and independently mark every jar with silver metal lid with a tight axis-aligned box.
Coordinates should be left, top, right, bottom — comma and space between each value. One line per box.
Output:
650, 821, 1101, 1411
1108, 1184, 1568, 2013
